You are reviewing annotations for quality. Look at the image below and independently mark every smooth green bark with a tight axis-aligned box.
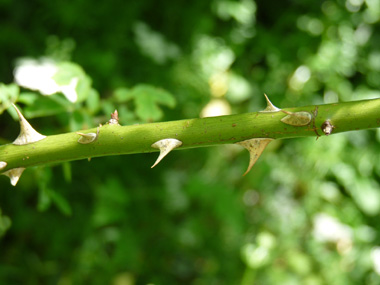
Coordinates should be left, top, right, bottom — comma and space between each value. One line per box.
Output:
1, 98, 380, 173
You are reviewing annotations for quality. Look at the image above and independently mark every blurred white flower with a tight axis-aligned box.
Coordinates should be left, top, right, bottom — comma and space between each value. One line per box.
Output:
60, 77, 79, 102
371, 247, 380, 275
14, 58, 78, 102
200, 98, 231, 117
289, 65, 311, 91
313, 213, 353, 243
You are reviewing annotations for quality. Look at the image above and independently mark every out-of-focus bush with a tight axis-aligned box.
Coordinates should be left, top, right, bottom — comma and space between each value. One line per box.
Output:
1, 0, 380, 284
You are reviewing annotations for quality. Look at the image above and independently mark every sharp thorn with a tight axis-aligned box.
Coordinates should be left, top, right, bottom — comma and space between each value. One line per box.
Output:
2, 167, 25, 186
260, 94, 281, 113
151, 138, 182, 168
12, 104, 46, 145
236, 138, 273, 176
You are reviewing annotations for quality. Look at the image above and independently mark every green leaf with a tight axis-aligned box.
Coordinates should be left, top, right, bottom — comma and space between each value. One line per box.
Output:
0, 208, 12, 237
131, 84, 176, 121
92, 177, 130, 227
69, 110, 92, 132
117, 105, 136, 125
113, 87, 134, 103
23, 94, 71, 118
85, 88, 100, 114
18, 92, 39, 105
53, 62, 84, 86
38, 187, 52, 212
36, 167, 53, 212
100, 100, 116, 120
49, 190, 72, 216
75, 73, 92, 102
0, 83, 19, 114
36, 167, 72, 216
62, 162, 72, 183
53, 62, 92, 102
113, 84, 176, 121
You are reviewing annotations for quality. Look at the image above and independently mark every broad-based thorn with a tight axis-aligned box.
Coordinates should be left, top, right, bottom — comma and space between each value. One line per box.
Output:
0, 161, 7, 170
151, 138, 182, 168
260, 94, 281, 113
12, 104, 46, 145
77, 127, 100, 144
2, 167, 25, 186
280, 110, 312, 126
236, 138, 273, 176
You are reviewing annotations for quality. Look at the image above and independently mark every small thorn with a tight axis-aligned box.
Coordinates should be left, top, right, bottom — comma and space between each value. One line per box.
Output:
109, 110, 120, 125
0, 161, 7, 170
77, 127, 100, 144
151, 138, 182, 168
260, 94, 281, 113
280, 110, 312, 126
236, 138, 273, 176
321, 120, 334, 136
88, 157, 92, 162
12, 104, 46, 145
2, 167, 25, 186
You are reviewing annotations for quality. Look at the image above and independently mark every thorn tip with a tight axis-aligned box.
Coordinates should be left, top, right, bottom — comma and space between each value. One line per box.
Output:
2, 167, 25, 186
260, 94, 281, 113
236, 138, 273, 175
151, 138, 182, 168
12, 104, 46, 145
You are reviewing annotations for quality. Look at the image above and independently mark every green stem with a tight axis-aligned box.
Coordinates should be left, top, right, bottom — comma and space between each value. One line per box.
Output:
1, 98, 380, 173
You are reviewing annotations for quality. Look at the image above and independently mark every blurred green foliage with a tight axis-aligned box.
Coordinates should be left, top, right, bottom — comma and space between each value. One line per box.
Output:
1, 0, 380, 284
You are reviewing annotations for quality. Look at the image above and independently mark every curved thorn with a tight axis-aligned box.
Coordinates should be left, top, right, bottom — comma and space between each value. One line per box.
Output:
77, 127, 100, 144
2, 167, 25, 186
260, 94, 281, 113
236, 138, 273, 176
12, 104, 46, 145
151, 138, 182, 168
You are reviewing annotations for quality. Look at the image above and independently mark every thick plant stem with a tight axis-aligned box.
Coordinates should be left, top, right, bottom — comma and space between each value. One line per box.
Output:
1, 98, 380, 173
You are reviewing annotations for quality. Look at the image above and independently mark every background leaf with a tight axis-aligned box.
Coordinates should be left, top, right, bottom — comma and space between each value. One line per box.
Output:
0, 84, 19, 114
129, 84, 176, 121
